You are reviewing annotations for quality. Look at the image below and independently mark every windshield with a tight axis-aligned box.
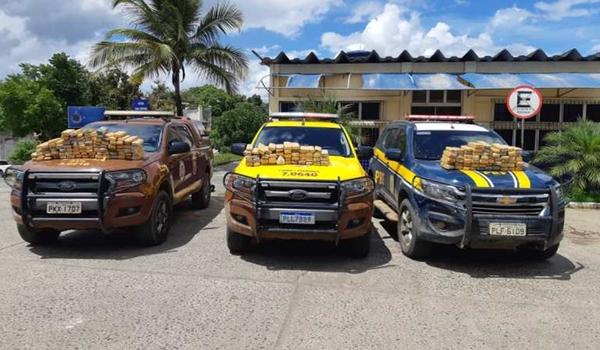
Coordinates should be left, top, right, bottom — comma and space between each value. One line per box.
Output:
254, 127, 352, 157
414, 130, 506, 160
84, 123, 163, 152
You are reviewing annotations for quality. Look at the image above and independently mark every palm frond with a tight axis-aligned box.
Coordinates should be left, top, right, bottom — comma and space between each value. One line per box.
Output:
193, 2, 243, 46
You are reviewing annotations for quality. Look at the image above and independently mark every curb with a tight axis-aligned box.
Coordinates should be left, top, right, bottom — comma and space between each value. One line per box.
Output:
567, 202, 600, 209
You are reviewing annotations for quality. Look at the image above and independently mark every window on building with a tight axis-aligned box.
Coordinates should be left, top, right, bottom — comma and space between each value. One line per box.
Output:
540, 104, 560, 122
338, 101, 382, 146
411, 90, 462, 115
493, 104, 513, 121
563, 104, 584, 122
587, 104, 600, 122
279, 101, 297, 112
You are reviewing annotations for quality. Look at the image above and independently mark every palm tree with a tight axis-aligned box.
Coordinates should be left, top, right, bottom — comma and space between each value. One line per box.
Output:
534, 120, 600, 194
90, 0, 248, 116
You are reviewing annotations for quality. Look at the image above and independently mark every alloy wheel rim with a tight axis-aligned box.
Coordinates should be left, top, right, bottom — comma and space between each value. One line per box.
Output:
156, 200, 168, 233
400, 209, 413, 246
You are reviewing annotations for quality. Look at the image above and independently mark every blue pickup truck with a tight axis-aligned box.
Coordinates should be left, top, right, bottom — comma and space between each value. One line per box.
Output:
369, 115, 565, 260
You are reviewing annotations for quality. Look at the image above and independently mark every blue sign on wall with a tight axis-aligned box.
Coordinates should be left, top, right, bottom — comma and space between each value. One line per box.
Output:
132, 98, 149, 111
67, 106, 106, 129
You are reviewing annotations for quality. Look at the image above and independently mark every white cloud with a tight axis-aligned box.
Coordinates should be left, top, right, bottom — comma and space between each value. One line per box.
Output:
222, 0, 343, 37
320, 3, 535, 57
490, 6, 534, 28
534, 0, 600, 20
345, 1, 385, 23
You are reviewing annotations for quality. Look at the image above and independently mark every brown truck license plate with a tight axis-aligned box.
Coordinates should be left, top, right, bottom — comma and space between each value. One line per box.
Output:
46, 201, 82, 215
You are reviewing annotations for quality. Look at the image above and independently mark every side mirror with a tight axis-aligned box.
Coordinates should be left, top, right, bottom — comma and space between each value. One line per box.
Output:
168, 141, 191, 155
385, 148, 404, 162
356, 146, 374, 160
522, 150, 533, 163
231, 143, 248, 156
3, 166, 21, 188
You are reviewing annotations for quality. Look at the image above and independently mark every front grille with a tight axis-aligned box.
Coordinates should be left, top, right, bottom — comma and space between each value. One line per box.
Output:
258, 180, 340, 205
28, 172, 103, 196
471, 191, 549, 217
24, 172, 105, 219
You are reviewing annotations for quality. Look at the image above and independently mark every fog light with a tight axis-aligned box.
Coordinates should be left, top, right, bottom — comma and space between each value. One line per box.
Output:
233, 214, 248, 225
118, 206, 140, 217
347, 218, 364, 229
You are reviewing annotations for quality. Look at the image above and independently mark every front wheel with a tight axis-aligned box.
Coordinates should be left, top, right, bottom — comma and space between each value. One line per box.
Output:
398, 199, 431, 259
227, 228, 252, 254
17, 224, 60, 245
135, 191, 172, 246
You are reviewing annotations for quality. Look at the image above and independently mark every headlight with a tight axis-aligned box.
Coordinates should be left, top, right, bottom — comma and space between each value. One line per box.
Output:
416, 177, 462, 205
105, 169, 147, 192
3, 168, 24, 190
555, 184, 564, 199
224, 173, 256, 199
342, 177, 374, 199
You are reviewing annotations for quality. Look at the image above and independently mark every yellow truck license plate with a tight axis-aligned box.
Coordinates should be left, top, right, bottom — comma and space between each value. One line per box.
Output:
279, 212, 315, 225
46, 201, 82, 215
489, 223, 526, 236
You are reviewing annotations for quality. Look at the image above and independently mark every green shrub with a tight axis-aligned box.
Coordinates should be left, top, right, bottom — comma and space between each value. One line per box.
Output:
9, 139, 38, 164
534, 120, 600, 196
210, 102, 267, 151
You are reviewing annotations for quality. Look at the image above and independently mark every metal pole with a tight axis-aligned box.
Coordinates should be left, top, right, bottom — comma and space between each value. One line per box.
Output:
521, 118, 525, 148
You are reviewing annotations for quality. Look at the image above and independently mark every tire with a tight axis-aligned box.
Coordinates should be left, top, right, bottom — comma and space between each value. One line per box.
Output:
135, 190, 172, 246
191, 176, 211, 209
17, 224, 60, 245
344, 229, 371, 258
518, 244, 560, 261
398, 199, 431, 259
227, 227, 252, 254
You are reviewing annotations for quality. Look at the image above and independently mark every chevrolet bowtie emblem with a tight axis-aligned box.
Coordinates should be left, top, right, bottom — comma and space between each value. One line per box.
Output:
497, 196, 517, 205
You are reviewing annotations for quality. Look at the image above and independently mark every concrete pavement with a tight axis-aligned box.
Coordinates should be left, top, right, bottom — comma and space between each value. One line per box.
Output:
0, 166, 599, 349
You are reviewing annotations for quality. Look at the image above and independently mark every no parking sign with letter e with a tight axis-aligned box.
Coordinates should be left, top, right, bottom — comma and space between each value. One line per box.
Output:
506, 85, 543, 147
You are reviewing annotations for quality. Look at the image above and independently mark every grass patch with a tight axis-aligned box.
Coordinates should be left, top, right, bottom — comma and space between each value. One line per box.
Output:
214, 152, 242, 166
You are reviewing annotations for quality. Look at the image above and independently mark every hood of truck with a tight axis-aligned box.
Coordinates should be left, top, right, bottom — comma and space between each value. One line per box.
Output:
233, 156, 367, 181
22, 156, 156, 173
413, 160, 557, 189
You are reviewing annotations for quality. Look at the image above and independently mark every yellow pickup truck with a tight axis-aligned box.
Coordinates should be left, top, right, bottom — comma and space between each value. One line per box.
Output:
224, 113, 374, 257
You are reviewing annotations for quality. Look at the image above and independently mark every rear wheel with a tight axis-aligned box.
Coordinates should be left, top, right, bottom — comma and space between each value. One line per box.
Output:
344, 229, 371, 258
518, 244, 559, 261
135, 191, 172, 246
227, 228, 252, 254
17, 224, 60, 245
398, 199, 431, 259
191, 176, 211, 209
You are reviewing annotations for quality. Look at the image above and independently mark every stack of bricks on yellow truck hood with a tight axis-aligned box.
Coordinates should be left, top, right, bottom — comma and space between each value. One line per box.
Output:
243, 142, 330, 167
31, 129, 144, 161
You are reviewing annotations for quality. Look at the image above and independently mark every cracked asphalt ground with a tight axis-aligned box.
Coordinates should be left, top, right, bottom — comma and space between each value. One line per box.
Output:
1, 165, 600, 349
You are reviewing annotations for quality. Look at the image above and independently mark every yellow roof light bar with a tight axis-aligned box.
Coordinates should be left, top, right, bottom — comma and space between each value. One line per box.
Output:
269, 112, 339, 122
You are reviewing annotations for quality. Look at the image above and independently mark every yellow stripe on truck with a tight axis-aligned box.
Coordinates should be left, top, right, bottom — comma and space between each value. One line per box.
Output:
461, 170, 491, 188
373, 148, 417, 184
512, 171, 531, 189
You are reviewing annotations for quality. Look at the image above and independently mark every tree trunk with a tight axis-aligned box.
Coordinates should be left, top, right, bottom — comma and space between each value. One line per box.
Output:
172, 68, 183, 116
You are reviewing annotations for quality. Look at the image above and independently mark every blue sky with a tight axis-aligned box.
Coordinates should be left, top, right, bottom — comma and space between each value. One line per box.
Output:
1, 0, 599, 95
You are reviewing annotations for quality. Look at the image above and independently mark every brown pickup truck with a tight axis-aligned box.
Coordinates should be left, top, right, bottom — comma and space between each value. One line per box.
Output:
4, 116, 213, 246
